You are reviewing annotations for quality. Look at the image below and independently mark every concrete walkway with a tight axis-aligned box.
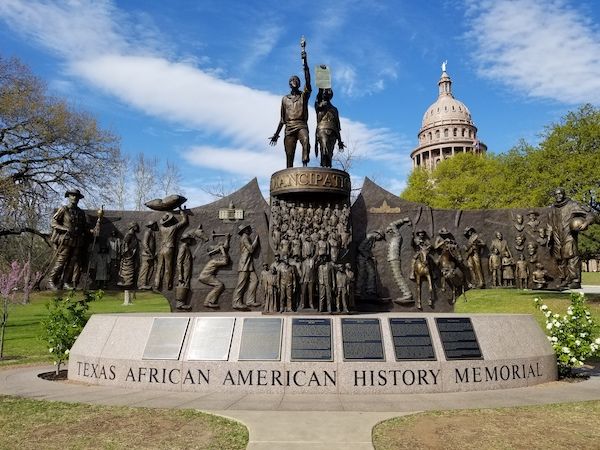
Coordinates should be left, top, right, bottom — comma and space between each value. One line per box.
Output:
574, 285, 600, 295
1, 365, 599, 449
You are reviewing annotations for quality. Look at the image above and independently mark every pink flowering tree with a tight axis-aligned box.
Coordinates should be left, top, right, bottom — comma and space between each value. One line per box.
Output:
0, 261, 40, 359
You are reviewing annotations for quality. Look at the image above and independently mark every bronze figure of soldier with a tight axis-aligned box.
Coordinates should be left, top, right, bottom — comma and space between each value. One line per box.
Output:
547, 187, 597, 289
48, 189, 99, 290
269, 37, 312, 168
315, 88, 344, 167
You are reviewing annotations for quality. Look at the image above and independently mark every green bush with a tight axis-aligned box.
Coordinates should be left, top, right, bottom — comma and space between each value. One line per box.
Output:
534, 293, 600, 377
40, 290, 102, 374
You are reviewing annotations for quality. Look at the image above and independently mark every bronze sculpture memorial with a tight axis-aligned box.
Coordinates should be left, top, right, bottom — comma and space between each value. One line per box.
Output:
269, 36, 312, 168
66, 38, 599, 396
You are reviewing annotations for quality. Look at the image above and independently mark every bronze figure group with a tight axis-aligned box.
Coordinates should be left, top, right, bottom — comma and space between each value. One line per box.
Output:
267, 198, 353, 313
269, 37, 344, 169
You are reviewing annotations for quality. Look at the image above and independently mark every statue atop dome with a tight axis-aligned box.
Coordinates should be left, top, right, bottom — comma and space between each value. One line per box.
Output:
441, 60, 447, 73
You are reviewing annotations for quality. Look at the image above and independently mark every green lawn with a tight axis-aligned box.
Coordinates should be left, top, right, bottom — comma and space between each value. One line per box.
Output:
373, 401, 600, 450
2, 287, 599, 366
583, 271, 600, 285
0, 395, 248, 450
1, 290, 169, 366
456, 288, 600, 333
1, 287, 599, 449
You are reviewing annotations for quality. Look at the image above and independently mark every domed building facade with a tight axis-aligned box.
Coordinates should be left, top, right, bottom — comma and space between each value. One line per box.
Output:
411, 65, 486, 169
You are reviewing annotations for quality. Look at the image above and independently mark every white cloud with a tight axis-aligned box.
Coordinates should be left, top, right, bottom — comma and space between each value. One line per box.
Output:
182, 146, 281, 178
240, 24, 283, 72
466, 0, 600, 104
0, 0, 410, 184
71, 54, 280, 147
335, 64, 358, 97
382, 177, 407, 195
178, 184, 229, 207
0, 0, 125, 58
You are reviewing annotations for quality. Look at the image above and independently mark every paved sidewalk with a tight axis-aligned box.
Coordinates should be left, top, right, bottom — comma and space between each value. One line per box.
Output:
574, 285, 600, 295
1, 365, 599, 449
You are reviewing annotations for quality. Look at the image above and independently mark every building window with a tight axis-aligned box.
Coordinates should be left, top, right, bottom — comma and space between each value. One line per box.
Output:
435, 130, 440, 140
468, 130, 472, 138
453, 128, 457, 137
444, 129, 448, 138
428, 132, 432, 142
462, 128, 465, 137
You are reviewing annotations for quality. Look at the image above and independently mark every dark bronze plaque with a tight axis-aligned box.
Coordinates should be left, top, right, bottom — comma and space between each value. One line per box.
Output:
238, 318, 282, 361
143, 318, 190, 360
341, 318, 384, 361
436, 318, 483, 360
291, 318, 332, 361
389, 318, 436, 361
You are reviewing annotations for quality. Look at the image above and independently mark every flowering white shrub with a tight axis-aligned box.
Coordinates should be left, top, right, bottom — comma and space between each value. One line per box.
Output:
534, 293, 600, 377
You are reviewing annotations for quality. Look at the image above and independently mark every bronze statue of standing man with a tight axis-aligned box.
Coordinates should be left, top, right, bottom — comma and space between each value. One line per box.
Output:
547, 187, 597, 289
269, 36, 312, 168
48, 189, 99, 290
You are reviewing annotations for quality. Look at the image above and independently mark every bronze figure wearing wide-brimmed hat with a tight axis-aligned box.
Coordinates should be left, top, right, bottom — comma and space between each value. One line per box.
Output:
154, 209, 189, 291
64, 188, 84, 199
47, 189, 96, 290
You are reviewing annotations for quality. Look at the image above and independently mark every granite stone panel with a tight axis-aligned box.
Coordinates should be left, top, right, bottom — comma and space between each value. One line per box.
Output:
69, 312, 558, 394
185, 317, 235, 361
103, 316, 155, 359
238, 318, 283, 361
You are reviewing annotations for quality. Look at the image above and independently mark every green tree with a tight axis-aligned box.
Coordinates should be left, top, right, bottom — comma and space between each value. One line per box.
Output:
40, 290, 100, 374
0, 56, 120, 272
401, 167, 435, 205
401, 104, 600, 255
402, 104, 600, 209
500, 104, 600, 207
402, 153, 509, 209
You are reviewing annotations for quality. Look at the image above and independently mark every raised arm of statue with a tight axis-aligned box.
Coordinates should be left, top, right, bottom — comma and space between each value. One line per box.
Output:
176, 208, 189, 230
302, 49, 311, 95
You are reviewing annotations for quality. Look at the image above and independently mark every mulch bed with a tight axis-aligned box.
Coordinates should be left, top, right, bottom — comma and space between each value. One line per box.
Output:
38, 369, 68, 381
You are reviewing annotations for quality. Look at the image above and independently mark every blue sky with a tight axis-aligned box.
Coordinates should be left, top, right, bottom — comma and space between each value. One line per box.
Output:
1, 0, 599, 207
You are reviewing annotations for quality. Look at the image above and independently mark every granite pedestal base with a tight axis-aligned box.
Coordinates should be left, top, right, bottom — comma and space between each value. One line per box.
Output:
68, 312, 557, 394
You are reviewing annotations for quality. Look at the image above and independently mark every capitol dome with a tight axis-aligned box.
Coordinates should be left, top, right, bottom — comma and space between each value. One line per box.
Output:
411, 65, 486, 170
